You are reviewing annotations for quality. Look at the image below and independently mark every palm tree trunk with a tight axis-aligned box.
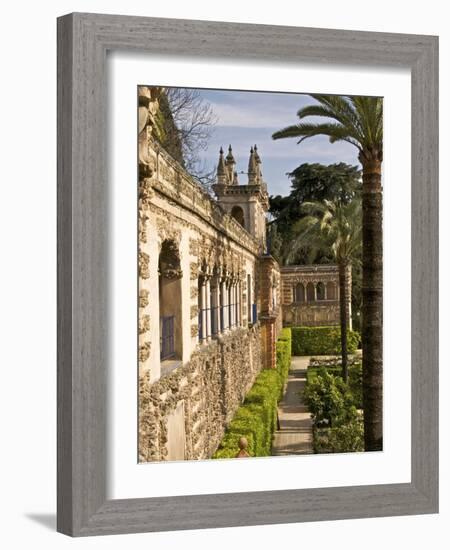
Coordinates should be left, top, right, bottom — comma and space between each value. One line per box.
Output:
338, 262, 349, 383
361, 158, 383, 451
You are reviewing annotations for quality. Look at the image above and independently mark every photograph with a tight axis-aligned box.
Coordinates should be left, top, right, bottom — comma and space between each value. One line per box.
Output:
138, 86, 383, 462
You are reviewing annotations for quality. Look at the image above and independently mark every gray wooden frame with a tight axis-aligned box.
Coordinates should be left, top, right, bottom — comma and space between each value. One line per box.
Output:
57, 12, 439, 537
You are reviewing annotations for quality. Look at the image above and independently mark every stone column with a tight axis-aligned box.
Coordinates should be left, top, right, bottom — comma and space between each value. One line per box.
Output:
221, 279, 227, 332
314, 283, 318, 302
230, 283, 235, 327
230, 281, 235, 327
237, 281, 241, 326
235, 282, 239, 326
205, 276, 211, 341
201, 280, 207, 342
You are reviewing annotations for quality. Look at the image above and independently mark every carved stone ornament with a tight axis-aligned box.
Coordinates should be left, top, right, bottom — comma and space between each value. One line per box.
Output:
139, 251, 150, 279
156, 218, 181, 246
139, 289, 150, 308
139, 314, 151, 335
139, 341, 151, 363
159, 267, 183, 280
190, 286, 199, 299
190, 262, 199, 280
190, 305, 199, 319
139, 178, 154, 209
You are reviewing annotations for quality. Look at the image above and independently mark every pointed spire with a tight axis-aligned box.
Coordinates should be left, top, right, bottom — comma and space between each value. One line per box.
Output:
226, 144, 235, 162
217, 146, 227, 184
254, 144, 262, 183
232, 171, 239, 185
225, 144, 236, 184
248, 146, 257, 184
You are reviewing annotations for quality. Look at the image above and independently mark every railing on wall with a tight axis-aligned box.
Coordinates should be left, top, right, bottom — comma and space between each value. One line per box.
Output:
160, 315, 175, 360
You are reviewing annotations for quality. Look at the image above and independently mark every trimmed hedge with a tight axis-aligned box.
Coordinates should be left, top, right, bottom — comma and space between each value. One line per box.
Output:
213, 329, 292, 459
276, 327, 292, 393
292, 326, 360, 356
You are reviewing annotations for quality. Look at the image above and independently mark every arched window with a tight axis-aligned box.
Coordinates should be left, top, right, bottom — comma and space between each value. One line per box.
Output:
316, 282, 326, 301
159, 240, 182, 362
231, 206, 245, 228
306, 282, 315, 302
326, 281, 336, 300
295, 283, 305, 303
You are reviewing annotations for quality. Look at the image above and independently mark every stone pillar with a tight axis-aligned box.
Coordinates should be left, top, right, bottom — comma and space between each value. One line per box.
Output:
205, 277, 211, 341
201, 281, 207, 342
233, 281, 239, 326
228, 284, 233, 328
211, 282, 219, 336
314, 283, 317, 302
221, 279, 228, 331
237, 280, 242, 326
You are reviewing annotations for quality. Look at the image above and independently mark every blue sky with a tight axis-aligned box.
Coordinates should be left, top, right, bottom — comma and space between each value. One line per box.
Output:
194, 89, 360, 197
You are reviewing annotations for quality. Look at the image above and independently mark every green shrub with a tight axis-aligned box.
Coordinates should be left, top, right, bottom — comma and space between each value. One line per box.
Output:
304, 364, 364, 454
304, 368, 354, 426
213, 330, 292, 459
291, 326, 360, 356
276, 328, 292, 391
307, 362, 362, 409
314, 414, 364, 453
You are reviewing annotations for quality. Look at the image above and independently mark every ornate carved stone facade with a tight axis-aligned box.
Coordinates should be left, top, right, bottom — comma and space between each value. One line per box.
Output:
139, 327, 262, 462
280, 265, 352, 328
137, 86, 281, 462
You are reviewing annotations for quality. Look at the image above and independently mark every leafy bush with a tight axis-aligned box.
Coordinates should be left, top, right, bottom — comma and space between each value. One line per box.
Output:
307, 361, 362, 409
304, 368, 356, 426
213, 330, 292, 459
304, 365, 364, 453
314, 413, 364, 453
291, 326, 360, 356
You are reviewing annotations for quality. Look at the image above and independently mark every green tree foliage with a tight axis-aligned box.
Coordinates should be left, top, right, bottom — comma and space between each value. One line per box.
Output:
289, 198, 362, 380
272, 95, 383, 451
268, 163, 361, 265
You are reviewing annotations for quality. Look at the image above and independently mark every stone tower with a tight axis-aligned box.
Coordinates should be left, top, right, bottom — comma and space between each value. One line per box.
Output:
213, 145, 269, 253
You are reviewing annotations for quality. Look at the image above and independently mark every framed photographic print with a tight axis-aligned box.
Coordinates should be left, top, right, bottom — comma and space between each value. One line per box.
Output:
57, 12, 438, 536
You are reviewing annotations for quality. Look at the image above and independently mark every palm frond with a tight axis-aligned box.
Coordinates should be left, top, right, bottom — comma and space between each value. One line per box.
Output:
272, 93, 383, 158
272, 122, 362, 150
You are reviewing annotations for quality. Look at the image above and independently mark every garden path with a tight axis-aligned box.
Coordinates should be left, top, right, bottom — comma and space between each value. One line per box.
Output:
272, 356, 314, 456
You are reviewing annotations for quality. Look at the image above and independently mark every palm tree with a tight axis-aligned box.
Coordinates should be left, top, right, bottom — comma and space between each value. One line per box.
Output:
288, 199, 362, 382
273, 95, 383, 451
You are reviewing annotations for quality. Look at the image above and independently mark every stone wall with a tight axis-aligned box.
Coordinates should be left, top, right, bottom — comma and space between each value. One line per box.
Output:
137, 86, 280, 462
139, 326, 261, 462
